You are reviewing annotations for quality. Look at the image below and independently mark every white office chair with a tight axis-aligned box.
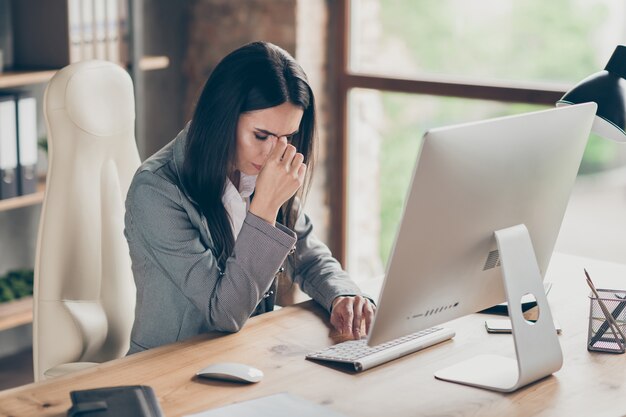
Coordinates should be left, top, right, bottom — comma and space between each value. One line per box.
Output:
33, 60, 140, 381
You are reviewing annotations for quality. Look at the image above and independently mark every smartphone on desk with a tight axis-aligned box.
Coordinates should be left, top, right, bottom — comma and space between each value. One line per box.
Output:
485, 319, 562, 334
479, 282, 553, 315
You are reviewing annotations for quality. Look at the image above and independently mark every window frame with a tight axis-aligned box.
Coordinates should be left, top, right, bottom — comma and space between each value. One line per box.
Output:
331, 0, 570, 265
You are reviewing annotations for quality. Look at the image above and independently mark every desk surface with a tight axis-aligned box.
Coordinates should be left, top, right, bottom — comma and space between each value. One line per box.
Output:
1, 253, 626, 417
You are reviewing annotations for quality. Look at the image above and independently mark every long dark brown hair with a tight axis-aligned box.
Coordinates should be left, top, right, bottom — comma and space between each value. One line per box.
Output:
183, 41, 316, 267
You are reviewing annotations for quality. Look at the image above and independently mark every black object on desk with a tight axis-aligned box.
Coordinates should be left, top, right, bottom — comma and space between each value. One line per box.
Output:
589, 296, 626, 345
585, 269, 626, 354
67, 385, 164, 417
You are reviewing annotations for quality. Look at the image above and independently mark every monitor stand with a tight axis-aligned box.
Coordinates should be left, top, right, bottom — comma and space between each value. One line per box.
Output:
434, 224, 563, 392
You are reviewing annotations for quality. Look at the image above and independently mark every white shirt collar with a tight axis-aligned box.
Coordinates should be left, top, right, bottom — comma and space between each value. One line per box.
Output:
222, 171, 257, 238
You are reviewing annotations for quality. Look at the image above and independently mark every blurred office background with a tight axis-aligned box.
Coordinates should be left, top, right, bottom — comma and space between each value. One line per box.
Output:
0, 0, 625, 390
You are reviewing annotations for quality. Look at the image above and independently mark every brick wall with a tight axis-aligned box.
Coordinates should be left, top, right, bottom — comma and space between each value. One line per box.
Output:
184, 0, 297, 121
296, 0, 332, 248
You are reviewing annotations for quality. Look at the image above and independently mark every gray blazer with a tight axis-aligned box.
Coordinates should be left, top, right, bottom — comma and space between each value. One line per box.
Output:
125, 127, 364, 354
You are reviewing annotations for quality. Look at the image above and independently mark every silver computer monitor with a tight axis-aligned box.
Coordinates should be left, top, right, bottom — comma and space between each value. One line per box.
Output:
367, 102, 597, 391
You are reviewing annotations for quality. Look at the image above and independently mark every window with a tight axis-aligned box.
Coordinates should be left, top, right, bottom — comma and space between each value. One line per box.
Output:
351, 0, 624, 84
337, 0, 626, 280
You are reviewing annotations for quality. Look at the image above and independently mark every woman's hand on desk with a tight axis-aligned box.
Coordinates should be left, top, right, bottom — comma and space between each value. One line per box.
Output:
330, 295, 376, 340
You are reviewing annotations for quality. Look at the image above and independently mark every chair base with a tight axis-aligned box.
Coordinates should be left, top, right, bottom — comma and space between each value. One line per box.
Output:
43, 362, 99, 379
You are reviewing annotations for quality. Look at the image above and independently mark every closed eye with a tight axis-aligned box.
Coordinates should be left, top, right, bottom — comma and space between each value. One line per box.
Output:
254, 128, 299, 142
254, 134, 295, 143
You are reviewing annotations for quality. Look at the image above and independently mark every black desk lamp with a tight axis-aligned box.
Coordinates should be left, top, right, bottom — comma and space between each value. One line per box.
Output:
557, 45, 626, 142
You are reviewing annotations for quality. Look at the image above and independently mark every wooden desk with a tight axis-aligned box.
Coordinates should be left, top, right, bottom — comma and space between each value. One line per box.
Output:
1, 253, 625, 417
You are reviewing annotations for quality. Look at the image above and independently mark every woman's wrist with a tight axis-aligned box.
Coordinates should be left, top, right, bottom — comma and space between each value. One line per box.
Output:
249, 200, 278, 226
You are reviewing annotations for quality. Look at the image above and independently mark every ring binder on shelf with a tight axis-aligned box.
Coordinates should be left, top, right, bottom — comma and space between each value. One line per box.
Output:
12, 0, 129, 68
0, 95, 18, 199
16, 94, 38, 195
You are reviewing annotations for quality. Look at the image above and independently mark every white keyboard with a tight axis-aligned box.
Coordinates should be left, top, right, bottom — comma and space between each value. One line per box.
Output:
306, 326, 455, 372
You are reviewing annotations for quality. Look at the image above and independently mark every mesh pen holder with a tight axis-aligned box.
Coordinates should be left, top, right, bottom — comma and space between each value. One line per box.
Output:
587, 288, 626, 353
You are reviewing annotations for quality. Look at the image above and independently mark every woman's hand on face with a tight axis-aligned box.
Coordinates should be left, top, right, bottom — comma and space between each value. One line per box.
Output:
250, 136, 306, 225
330, 295, 376, 340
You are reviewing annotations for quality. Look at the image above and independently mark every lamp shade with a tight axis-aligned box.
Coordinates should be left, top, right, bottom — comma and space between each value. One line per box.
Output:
557, 45, 626, 142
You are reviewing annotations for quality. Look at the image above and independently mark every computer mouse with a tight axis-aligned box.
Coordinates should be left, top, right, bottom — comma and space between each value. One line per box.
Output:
196, 362, 264, 383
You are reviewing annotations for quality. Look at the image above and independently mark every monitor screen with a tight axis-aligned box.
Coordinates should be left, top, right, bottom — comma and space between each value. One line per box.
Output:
368, 103, 597, 347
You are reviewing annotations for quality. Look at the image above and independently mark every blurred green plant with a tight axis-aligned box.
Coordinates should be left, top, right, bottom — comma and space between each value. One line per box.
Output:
579, 133, 617, 175
0, 269, 34, 303
379, 0, 607, 83
38, 136, 48, 154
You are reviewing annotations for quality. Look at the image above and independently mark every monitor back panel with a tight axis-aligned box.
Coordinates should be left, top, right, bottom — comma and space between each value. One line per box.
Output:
368, 103, 597, 346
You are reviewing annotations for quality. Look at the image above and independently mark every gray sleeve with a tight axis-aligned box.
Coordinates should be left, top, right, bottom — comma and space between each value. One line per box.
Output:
126, 171, 296, 332
290, 211, 366, 312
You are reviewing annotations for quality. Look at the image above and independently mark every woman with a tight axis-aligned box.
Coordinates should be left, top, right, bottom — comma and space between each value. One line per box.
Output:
124, 41, 374, 354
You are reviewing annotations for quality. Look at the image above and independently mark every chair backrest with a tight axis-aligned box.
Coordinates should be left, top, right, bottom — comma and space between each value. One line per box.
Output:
33, 60, 140, 381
